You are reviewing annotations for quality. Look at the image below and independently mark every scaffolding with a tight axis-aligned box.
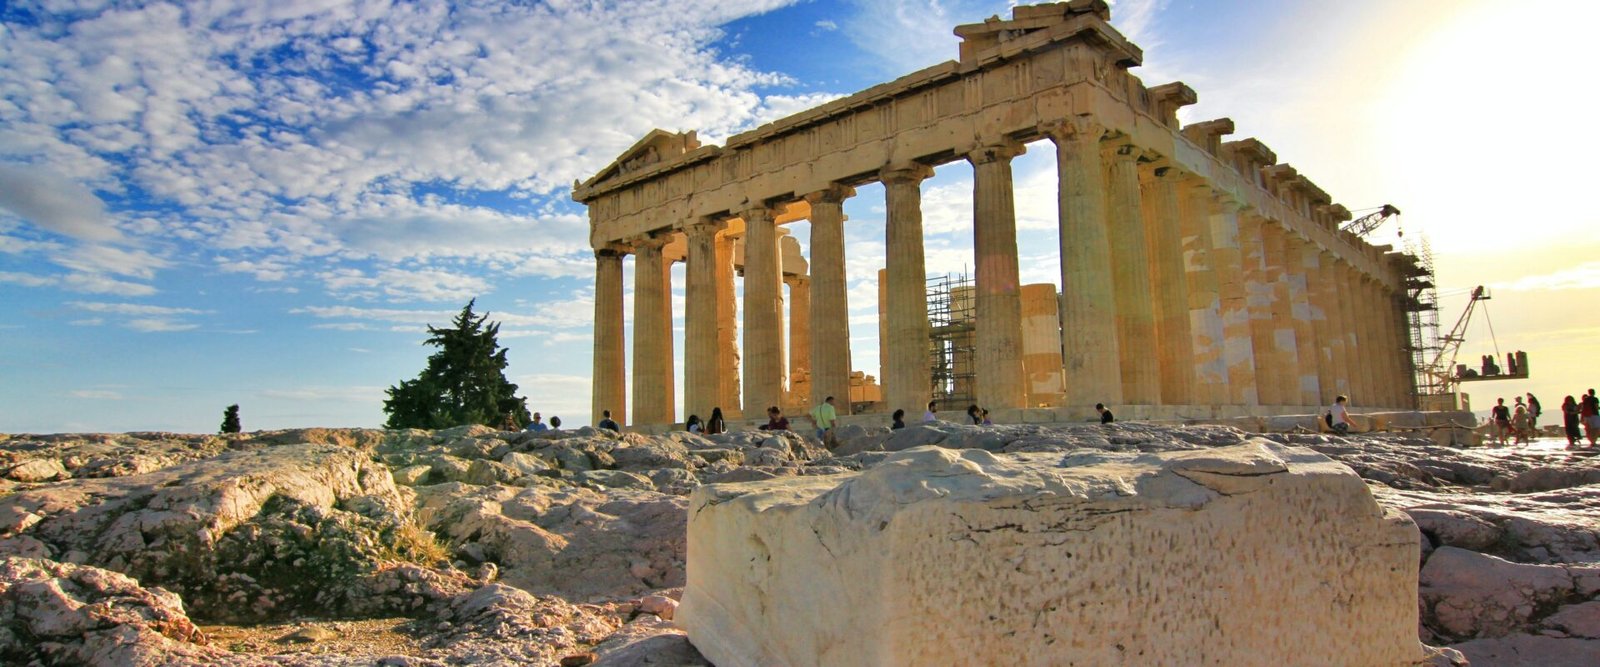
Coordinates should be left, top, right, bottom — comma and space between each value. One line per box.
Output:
926, 272, 975, 410
1402, 235, 1446, 409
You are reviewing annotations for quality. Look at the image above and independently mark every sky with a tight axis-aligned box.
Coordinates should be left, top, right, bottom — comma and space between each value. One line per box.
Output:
2, 0, 1596, 433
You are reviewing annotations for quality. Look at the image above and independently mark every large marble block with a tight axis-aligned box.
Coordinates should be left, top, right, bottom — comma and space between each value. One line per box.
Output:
679, 441, 1431, 666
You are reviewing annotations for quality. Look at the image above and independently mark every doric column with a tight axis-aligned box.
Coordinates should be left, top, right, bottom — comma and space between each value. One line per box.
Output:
1283, 235, 1322, 406
1316, 252, 1349, 397
806, 185, 854, 414
741, 204, 784, 415
1374, 278, 1403, 408
1104, 141, 1159, 403
1261, 223, 1300, 407
715, 230, 742, 418
1209, 197, 1259, 405
1240, 214, 1281, 404
1339, 266, 1372, 403
1304, 248, 1341, 402
1140, 162, 1195, 405
683, 219, 724, 422
592, 247, 628, 426
786, 274, 812, 410
882, 163, 935, 415
1044, 119, 1122, 407
631, 234, 674, 425
1020, 283, 1064, 406
1179, 181, 1227, 406
968, 140, 1027, 411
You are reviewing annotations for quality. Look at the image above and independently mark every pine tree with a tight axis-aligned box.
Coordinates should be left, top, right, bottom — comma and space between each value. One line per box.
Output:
383, 299, 531, 429
220, 404, 241, 434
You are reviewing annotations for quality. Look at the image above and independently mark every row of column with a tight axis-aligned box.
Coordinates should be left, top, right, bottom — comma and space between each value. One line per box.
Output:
592, 121, 1414, 425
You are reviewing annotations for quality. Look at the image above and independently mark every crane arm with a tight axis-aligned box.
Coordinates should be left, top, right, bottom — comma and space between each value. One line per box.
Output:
1340, 204, 1401, 237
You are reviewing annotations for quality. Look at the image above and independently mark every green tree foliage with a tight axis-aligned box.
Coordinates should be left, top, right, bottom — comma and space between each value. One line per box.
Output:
383, 299, 531, 429
220, 404, 241, 434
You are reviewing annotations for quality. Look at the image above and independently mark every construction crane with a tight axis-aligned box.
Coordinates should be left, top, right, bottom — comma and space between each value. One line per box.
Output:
1415, 285, 1528, 411
1341, 204, 1402, 237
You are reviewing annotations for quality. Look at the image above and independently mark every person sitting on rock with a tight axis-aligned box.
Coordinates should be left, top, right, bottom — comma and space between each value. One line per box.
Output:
891, 409, 906, 430
923, 400, 937, 423
759, 406, 789, 431
706, 407, 726, 435
1096, 403, 1115, 425
597, 410, 621, 432
686, 414, 703, 434
966, 404, 982, 425
526, 412, 549, 432
1328, 396, 1350, 436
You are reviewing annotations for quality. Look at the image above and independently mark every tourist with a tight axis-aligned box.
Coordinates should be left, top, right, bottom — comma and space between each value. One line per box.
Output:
706, 407, 726, 435
686, 414, 703, 434
548, 416, 562, 430
1490, 398, 1511, 445
891, 409, 906, 430
980, 408, 992, 426
1562, 396, 1582, 448
597, 410, 620, 432
1096, 402, 1115, 425
1511, 405, 1531, 446
1528, 393, 1543, 428
759, 406, 789, 431
526, 412, 549, 432
1328, 396, 1350, 436
810, 396, 838, 445
1583, 389, 1600, 446
966, 404, 982, 425
923, 400, 937, 422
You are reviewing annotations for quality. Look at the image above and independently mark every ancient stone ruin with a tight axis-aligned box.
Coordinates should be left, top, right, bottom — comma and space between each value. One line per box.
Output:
573, 1, 1424, 429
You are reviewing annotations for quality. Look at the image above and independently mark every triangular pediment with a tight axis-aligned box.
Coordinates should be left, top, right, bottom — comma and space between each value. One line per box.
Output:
584, 129, 701, 189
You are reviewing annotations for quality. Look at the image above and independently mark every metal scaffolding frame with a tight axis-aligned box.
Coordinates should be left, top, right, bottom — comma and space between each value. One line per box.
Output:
926, 272, 975, 411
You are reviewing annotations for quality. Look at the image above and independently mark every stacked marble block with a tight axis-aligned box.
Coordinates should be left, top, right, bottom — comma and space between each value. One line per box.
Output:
679, 442, 1435, 666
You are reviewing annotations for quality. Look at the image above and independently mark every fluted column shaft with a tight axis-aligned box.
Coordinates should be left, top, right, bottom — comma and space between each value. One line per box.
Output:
1340, 266, 1372, 403
1260, 223, 1300, 406
683, 220, 723, 421
1240, 215, 1279, 404
592, 248, 627, 426
883, 164, 935, 414
1179, 182, 1227, 405
1304, 248, 1340, 402
631, 236, 673, 425
969, 141, 1027, 411
1283, 235, 1322, 406
742, 205, 783, 415
786, 275, 811, 409
1046, 121, 1122, 407
715, 232, 741, 418
807, 185, 854, 414
1210, 199, 1259, 405
1104, 143, 1160, 404
1316, 253, 1349, 397
1141, 164, 1195, 405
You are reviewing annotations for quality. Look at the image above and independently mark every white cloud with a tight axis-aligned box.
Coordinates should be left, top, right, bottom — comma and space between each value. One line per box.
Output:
125, 317, 199, 332
0, 164, 119, 242
1493, 262, 1600, 294
259, 385, 387, 403
68, 301, 204, 316
71, 389, 124, 400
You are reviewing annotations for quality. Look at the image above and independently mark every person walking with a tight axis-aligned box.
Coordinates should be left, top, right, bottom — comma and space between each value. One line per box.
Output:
597, 410, 620, 432
1328, 396, 1351, 436
1511, 405, 1531, 446
1563, 395, 1582, 448
1491, 398, 1512, 445
1527, 393, 1543, 429
1096, 402, 1115, 425
706, 407, 726, 435
1583, 389, 1600, 446
810, 396, 839, 446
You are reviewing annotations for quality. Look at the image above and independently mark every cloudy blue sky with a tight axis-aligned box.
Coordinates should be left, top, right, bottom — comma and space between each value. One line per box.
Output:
4, 0, 1596, 433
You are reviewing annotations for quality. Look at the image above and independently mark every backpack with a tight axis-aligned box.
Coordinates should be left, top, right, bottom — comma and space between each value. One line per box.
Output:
1323, 412, 1334, 428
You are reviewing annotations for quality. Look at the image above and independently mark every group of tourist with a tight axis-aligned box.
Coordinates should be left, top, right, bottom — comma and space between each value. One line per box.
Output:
522, 412, 563, 432
1560, 389, 1600, 448
1487, 395, 1543, 446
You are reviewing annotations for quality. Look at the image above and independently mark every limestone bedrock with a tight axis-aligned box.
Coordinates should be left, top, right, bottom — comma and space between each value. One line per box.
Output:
679, 440, 1430, 666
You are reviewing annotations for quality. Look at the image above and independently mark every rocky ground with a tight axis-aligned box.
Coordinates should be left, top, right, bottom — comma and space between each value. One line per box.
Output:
1, 420, 1595, 665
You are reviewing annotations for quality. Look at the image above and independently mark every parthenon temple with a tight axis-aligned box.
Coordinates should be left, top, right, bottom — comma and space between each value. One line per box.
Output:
574, 1, 1423, 429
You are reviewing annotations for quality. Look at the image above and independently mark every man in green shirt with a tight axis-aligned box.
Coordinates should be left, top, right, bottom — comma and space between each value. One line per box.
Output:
810, 396, 839, 446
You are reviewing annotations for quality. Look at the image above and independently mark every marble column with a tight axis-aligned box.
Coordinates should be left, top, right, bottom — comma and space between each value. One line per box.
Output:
1178, 181, 1227, 406
806, 185, 854, 414
715, 230, 742, 418
592, 247, 627, 426
1283, 235, 1322, 406
1340, 266, 1372, 403
683, 219, 724, 422
786, 274, 812, 410
882, 163, 936, 415
1044, 120, 1122, 407
969, 141, 1027, 411
1104, 141, 1159, 403
1304, 248, 1341, 402
1020, 283, 1064, 406
1140, 163, 1195, 405
631, 235, 673, 425
742, 204, 784, 415
1261, 223, 1300, 407
1209, 197, 1259, 405
1240, 215, 1282, 405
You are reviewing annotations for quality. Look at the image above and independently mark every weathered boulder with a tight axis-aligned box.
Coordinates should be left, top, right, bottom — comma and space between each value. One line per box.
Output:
4, 458, 69, 483
680, 441, 1431, 666
1420, 546, 1600, 640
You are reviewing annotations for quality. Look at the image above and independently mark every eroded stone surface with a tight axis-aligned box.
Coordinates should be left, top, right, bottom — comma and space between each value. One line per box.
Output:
680, 441, 1429, 666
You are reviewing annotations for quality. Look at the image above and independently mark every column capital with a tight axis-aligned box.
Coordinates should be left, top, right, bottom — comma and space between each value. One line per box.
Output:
595, 243, 631, 259
630, 233, 672, 251
783, 273, 810, 287
1039, 116, 1106, 144
967, 139, 1026, 165
879, 162, 935, 185
739, 202, 781, 224
684, 217, 726, 238
1102, 141, 1142, 162
803, 184, 856, 205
